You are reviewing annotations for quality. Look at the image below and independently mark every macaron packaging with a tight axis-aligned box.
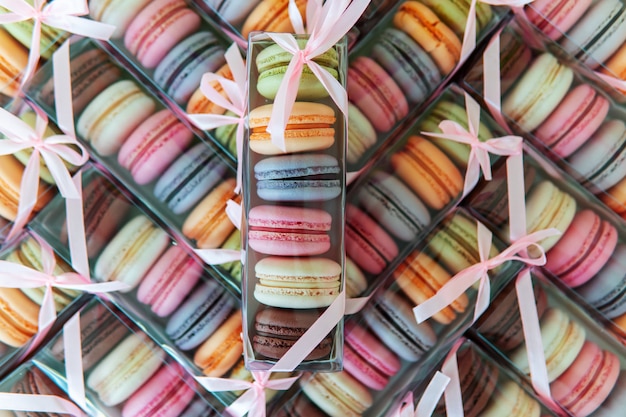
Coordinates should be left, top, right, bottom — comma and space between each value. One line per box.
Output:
242, 33, 348, 371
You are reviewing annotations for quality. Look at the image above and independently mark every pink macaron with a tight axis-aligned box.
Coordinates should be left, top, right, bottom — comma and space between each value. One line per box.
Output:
533, 84, 609, 158
545, 209, 618, 288
525, 0, 593, 40
347, 56, 408, 133
118, 109, 194, 185
137, 245, 203, 317
124, 0, 201, 68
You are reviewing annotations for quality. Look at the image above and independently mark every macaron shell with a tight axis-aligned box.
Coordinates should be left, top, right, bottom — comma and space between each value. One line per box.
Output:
300, 371, 373, 417
193, 311, 242, 377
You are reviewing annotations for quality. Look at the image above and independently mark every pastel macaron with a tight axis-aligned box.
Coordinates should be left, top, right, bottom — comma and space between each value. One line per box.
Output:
345, 204, 399, 275
253, 307, 332, 361
480, 381, 541, 417
118, 109, 194, 185
241, 0, 306, 39
0, 154, 52, 221
77, 79, 156, 156
502, 53, 574, 132
346, 103, 377, 165
420, 0, 493, 37
193, 311, 242, 377
454, 345, 499, 417
137, 245, 203, 317
255, 39, 338, 100
394, 250, 468, 325
154, 31, 226, 105
248, 205, 332, 256
390, 135, 463, 210
124, 0, 201, 68
545, 209, 617, 287
88, 0, 152, 38
1, 11, 68, 60
154, 143, 229, 215
254, 256, 341, 308
347, 56, 409, 133
165, 280, 236, 351
254, 154, 341, 202
0, 287, 39, 347
393, 1, 462, 75
363, 289, 437, 361
202, 0, 260, 25
248, 102, 336, 155
533, 84, 609, 158
551, 341, 620, 416
0, 28, 28, 98
356, 170, 431, 241
182, 178, 239, 249
300, 371, 373, 417
121, 362, 195, 417
87, 333, 165, 406
525, 0, 593, 41
94, 215, 171, 290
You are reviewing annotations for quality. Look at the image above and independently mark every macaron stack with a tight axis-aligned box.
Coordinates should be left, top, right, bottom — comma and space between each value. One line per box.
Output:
243, 34, 346, 369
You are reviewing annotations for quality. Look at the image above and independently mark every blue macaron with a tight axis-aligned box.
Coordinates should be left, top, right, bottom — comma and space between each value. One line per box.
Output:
371, 28, 441, 103
254, 153, 341, 201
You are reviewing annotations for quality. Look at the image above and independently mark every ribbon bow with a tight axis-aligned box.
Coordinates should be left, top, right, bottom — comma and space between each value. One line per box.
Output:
0, 233, 128, 348
188, 43, 247, 193
413, 221, 559, 324
422, 92, 522, 196
0, 0, 115, 89
198, 371, 300, 417
263, 0, 370, 151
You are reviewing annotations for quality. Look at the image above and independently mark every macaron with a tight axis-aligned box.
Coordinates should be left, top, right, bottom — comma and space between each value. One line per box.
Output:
137, 245, 203, 317
253, 307, 332, 361
124, 0, 201, 68
567, 119, 626, 193
345, 204, 399, 275
427, 210, 501, 275
154, 31, 226, 105
393, 1, 462, 75
254, 256, 341, 309
154, 143, 230, 215
524, 0, 593, 40
202, 0, 260, 25
254, 154, 341, 202
275, 392, 328, 417
88, 0, 152, 38
545, 209, 617, 287
561, 0, 626, 69
601, 175, 626, 219
394, 250, 468, 325
533, 84, 610, 158
87, 333, 165, 406
363, 289, 437, 361
213, 110, 240, 157
77, 79, 156, 156
218, 229, 243, 282
578, 243, 626, 319
241, 0, 306, 39
255, 39, 338, 100
0, 287, 39, 347
551, 341, 620, 416
600, 41, 626, 90
118, 109, 194, 185
355, 170, 431, 241
0, 28, 29, 98
121, 362, 195, 417
193, 311, 242, 377
300, 371, 373, 417
371, 27, 442, 104
502, 53, 574, 132
346, 103, 377, 165
453, 345, 499, 417
35, 47, 121, 116
248, 205, 332, 256
592, 371, 626, 417
420, 0, 493, 37
186, 62, 233, 115
182, 178, 239, 249
480, 381, 541, 417
165, 280, 236, 351
510, 307, 586, 382
248, 102, 336, 155
522, 180, 577, 253
419, 100, 494, 166
1, 11, 68, 60
94, 215, 171, 290
347, 56, 409, 132
390, 135, 463, 210
343, 321, 401, 391
0, 154, 52, 222
345, 257, 368, 298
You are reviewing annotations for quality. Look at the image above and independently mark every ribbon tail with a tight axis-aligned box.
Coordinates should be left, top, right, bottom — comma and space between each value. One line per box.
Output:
461, 0, 478, 62
64, 314, 87, 410
416, 371, 451, 417
442, 339, 464, 417
194, 249, 243, 265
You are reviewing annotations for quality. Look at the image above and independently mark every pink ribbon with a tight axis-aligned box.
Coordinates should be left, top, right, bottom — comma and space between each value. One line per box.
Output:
441, 338, 465, 417
263, 0, 370, 151
422, 92, 522, 196
0, 393, 86, 416
595, 71, 626, 94
0, 0, 115, 89
187, 43, 247, 193
195, 199, 243, 265
198, 371, 301, 417
389, 372, 450, 417
413, 222, 559, 324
